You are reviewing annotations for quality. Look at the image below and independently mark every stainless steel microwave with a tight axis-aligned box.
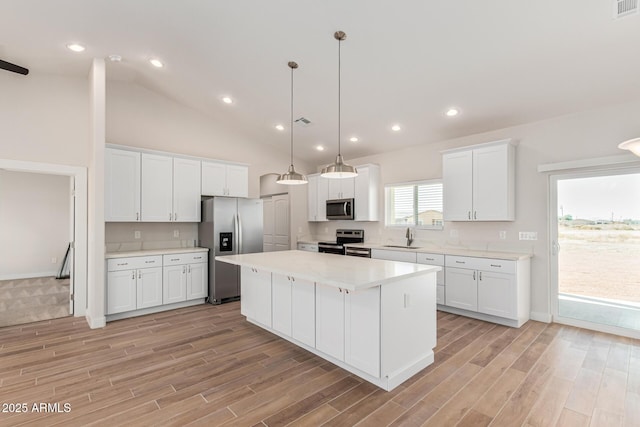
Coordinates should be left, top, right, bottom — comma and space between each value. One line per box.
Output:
326, 198, 354, 220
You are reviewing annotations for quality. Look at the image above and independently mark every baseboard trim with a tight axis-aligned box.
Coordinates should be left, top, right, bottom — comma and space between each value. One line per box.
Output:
0, 271, 59, 281
85, 312, 106, 329
530, 311, 552, 323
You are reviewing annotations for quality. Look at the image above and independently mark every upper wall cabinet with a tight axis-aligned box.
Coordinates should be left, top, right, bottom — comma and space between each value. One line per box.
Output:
105, 148, 141, 221
202, 161, 248, 198
141, 154, 201, 222
442, 140, 516, 221
105, 147, 201, 222
307, 164, 380, 222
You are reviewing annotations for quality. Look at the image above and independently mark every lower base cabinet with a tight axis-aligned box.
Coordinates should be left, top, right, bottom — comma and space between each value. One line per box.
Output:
444, 266, 478, 311
272, 273, 315, 347
240, 266, 272, 327
106, 251, 207, 317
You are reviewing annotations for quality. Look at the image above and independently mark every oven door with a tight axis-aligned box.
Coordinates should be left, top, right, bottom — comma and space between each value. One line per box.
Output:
326, 198, 354, 220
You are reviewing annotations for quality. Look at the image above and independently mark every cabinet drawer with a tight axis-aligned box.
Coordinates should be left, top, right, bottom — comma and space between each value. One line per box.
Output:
108, 255, 162, 272
297, 243, 318, 252
416, 253, 444, 266
475, 258, 516, 274
163, 252, 208, 266
445, 255, 477, 269
371, 249, 417, 263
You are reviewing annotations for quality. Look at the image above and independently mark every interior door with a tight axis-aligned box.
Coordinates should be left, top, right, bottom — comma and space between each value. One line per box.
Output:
262, 197, 274, 252
273, 194, 290, 251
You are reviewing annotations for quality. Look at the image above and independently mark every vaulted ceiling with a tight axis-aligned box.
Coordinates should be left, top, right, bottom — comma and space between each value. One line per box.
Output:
2, 1, 639, 165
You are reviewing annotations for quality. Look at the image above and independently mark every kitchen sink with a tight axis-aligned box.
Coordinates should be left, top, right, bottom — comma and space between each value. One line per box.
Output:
382, 245, 421, 249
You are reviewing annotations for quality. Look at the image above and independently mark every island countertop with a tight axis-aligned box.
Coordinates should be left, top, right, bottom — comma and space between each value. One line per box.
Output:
215, 250, 440, 292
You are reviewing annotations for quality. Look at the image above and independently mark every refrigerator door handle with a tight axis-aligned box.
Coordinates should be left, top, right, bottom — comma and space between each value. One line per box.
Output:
237, 214, 243, 253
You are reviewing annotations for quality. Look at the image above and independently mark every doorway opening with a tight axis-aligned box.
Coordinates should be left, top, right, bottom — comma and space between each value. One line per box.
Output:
550, 168, 640, 337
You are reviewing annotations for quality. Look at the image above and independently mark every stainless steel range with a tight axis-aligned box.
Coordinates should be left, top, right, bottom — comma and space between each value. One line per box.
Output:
318, 229, 364, 255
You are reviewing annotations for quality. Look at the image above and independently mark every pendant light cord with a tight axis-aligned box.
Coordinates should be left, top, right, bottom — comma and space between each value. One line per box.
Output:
337, 36, 342, 157
290, 63, 294, 167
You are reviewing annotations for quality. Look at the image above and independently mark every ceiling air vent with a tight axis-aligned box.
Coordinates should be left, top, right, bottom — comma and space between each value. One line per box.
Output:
614, 0, 638, 18
294, 117, 312, 127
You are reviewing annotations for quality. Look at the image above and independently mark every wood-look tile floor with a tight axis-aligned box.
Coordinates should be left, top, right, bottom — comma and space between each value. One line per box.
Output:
0, 303, 638, 426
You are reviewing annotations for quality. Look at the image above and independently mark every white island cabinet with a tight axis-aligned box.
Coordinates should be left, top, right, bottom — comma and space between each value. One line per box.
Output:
217, 250, 439, 391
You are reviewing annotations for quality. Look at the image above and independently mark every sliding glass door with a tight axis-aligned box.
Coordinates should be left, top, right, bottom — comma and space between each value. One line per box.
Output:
550, 168, 640, 337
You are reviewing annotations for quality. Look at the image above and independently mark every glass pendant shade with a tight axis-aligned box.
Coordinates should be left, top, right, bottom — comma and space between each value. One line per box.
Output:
277, 164, 308, 185
618, 137, 640, 157
277, 61, 307, 185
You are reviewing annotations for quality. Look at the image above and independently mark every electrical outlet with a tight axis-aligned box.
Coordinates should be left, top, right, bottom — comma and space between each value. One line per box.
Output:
449, 229, 459, 239
519, 231, 538, 241
173, 230, 180, 238
51, 257, 57, 264
134, 230, 141, 239
499, 231, 507, 240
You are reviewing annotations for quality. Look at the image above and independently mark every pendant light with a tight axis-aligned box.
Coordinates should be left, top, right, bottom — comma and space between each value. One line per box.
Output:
277, 61, 308, 185
321, 31, 358, 179
618, 137, 640, 157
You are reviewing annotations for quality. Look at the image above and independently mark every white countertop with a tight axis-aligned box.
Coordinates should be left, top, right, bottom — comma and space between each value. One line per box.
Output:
344, 243, 531, 261
105, 247, 209, 259
215, 250, 440, 291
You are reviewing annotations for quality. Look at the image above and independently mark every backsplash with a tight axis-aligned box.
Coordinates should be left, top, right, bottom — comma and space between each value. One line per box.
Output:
105, 222, 199, 253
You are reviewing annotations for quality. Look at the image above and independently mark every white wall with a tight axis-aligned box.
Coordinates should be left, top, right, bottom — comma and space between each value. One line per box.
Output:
106, 81, 315, 199
0, 170, 70, 279
0, 73, 89, 166
310, 99, 640, 320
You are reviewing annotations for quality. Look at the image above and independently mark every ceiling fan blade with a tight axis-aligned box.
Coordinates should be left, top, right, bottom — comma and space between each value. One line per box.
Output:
0, 59, 29, 75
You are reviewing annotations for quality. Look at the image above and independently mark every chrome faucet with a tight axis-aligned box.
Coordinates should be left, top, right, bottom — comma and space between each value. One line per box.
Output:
406, 227, 414, 246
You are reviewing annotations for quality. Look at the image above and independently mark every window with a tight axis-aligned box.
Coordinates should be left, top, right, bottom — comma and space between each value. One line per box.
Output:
385, 180, 443, 229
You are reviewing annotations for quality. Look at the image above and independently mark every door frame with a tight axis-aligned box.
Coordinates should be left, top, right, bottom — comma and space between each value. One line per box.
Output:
0, 158, 87, 317
549, 166, 640, 339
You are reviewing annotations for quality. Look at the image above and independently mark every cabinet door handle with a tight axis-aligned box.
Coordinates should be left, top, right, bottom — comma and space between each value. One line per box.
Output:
183, 266, 186, 274
345, 289, 349, 294
136, 212, 139, 221
473, 271, 476, 280
474, 211, 477, 220
455, 260, 465, 264
468, 211, 471, 220
138, 271, 141, 279
188, 265, 191, 273
339, 288, 342, 293
479, 271, 482, 281
490, 264, 502, 268
169, 213, 173, 221
174, 213, 177, 221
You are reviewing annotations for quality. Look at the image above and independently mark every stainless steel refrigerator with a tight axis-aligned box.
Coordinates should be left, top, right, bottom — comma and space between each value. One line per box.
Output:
199, 197, 263, 304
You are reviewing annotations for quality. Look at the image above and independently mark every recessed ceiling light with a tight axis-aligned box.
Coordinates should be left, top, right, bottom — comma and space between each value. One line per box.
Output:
149, 58, 164, 68
275, 124, 284, 131
391, 124, 401, 132
108, 54, 122, 62
66, 43, 85, 53
222, 96, 233, 104
316, 145, 325, 151
349, 137, 359, 142
446, 108, 459, 117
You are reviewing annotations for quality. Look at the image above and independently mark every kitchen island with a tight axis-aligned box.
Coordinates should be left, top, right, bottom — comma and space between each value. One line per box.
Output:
216, 250, 440, 391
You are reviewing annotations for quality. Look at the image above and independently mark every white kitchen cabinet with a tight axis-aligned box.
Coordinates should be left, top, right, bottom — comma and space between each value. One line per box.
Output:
328, 177, 355, 200
163, 252, 208, 304
240, 266, 272, 327
443, 139, 515, 221
172, 158, 201, 222
444, 266, 478, 311
136, 267, 163, 309
307, 174, 328, 222
297, 243, 318, 252
315, 282, 380, 377
345, 287, 380, 377
106, 270, 137, 314
354, 164, 380, 221
201, 161, 248, 197
105, 148, 141, 222
291, 277, 315, 347
371, 249, 417, 263
315, 283, 345, 361
271, 273, 315, 347
141, 153, 174, 222
416, 253, 445, 305
477, 270, 516, 319
106, 255, 163, 314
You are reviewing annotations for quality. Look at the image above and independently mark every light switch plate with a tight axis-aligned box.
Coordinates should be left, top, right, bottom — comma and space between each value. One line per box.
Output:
499, 231, 507, 240
134, 230, 141, 239
173, 230, 180, 238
